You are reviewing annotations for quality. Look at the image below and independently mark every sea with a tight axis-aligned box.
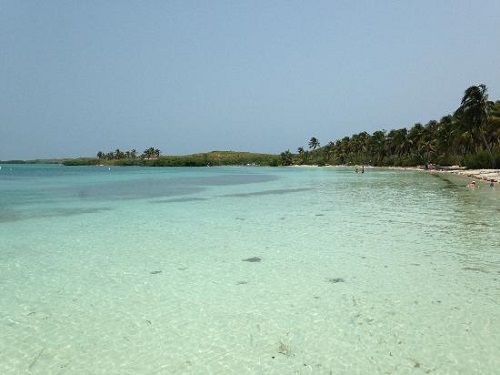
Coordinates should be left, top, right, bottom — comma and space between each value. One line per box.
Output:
0, 164, 499, 374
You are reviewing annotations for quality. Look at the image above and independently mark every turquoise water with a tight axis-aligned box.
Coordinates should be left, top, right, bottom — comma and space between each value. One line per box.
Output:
1, 164, 499, 374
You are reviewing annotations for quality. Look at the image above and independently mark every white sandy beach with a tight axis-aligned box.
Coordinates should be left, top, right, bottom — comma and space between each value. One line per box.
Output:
438, 168, 500, 182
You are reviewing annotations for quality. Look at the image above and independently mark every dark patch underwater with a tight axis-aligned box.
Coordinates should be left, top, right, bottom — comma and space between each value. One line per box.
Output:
224, 187, 311, 198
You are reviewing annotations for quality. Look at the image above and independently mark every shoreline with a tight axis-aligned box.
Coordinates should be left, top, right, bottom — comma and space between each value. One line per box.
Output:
428, 168, 499, 183
380, 165, 499, 183
2, 161, 499, 183
289, 164, 500, 183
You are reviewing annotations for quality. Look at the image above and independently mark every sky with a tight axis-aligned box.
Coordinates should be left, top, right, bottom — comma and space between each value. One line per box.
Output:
1, 1, 499, 160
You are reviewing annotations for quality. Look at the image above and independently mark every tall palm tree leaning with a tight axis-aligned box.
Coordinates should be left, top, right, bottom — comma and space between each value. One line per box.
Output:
455, 84, 495, 168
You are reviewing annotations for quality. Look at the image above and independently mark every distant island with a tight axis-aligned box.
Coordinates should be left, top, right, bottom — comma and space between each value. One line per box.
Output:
1, 85, 498, 169
0, 151, 281, 167
63, 150, 281, 167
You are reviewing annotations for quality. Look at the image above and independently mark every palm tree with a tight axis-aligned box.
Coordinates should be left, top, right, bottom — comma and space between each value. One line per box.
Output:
455, 84, 495, 167
286, 85, 496, 168
141, 148, 151, 159
408, 123, 425, 163
392, 128, 409, 159
356, 131, 370, 162
370, 130, 386, 165
325, 141, 336, 163
435, 116, 454, 159
490, 101, 500, 150
297, 147, 306, 164
114, 149, 125, 159
337, 137, 350, 164
142, 147, 159, 159
455, 130, 476, 155
419, 126, 437, 167
308, 137, 320, 150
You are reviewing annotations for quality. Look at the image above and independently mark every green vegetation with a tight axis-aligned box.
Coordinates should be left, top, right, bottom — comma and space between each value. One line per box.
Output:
63, 151, 280, 167
286, 84, 500, 169
3, 85, 497, 170
95, 147, 159, 161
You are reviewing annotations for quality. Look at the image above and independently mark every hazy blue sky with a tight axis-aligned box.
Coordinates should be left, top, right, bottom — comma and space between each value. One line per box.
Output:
1, 1, 499, 159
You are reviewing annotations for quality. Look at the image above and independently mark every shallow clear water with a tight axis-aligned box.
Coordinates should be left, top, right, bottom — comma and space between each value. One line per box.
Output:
0, 164, 499, 374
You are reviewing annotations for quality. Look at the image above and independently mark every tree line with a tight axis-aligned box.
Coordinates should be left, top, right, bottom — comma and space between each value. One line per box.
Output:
96, 147, 161, 160
63, 151, 280, 167
281, 84, 500, 169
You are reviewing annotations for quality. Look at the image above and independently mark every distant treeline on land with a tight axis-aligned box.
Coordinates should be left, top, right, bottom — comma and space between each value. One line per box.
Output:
62, 151, 281, 167
1, 85, 498, 169
0, 151, 280, 167
282, 84, 500, 169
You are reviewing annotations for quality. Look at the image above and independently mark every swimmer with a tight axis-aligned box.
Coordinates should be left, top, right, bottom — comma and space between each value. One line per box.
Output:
466, 180, 477, 189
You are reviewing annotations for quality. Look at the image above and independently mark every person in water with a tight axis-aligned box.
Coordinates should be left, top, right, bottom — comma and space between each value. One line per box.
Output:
490, 180, 495, 188
467, 180, 477, 189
